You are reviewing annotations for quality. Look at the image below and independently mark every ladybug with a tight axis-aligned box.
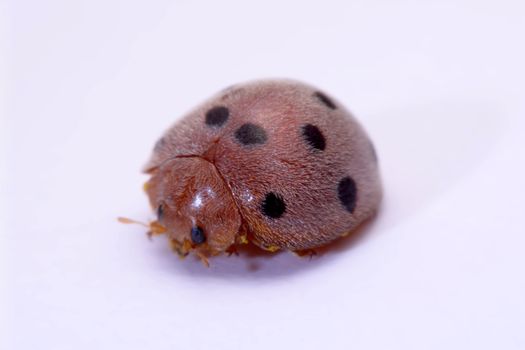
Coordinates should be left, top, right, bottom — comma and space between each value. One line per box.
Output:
142, 79, 382, 265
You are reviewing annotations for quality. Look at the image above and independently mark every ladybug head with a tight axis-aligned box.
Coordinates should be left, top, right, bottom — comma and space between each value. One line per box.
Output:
145, 157, 241, 259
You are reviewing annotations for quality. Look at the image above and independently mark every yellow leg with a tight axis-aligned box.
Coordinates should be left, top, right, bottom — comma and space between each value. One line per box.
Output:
293, 249, 318, 259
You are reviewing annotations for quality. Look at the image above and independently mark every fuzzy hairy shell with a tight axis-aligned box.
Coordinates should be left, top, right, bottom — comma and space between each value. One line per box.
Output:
145, 79, 382, 252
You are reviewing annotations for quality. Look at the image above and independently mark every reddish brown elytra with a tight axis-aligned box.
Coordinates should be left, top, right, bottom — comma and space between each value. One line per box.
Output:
141, 79, 382, 265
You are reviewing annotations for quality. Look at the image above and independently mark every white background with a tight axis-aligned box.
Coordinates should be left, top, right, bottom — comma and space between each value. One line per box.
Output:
2, 1, 525, 349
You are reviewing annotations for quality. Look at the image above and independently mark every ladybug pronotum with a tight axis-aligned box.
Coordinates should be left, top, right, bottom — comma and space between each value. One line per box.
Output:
143, 79, 382, 264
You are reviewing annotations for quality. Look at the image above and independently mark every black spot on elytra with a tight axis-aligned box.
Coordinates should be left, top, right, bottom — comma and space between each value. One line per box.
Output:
261, 192, 286, 219
338, 176, 357, 213
157, 203, 164, 221
314, 91, 336, 109
235, 123, 267, 146
191, 226, 206, 244
302, 124, 326, 151
205, 106, 229, 127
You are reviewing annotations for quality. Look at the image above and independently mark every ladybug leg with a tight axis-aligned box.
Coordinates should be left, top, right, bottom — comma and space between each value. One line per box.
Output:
293, 249, 318, 260
148, 221, 167, 237
196, 252, 210, 268
225, 245, 239, 257
169, 239, 189, 259
147, 229, 165, 241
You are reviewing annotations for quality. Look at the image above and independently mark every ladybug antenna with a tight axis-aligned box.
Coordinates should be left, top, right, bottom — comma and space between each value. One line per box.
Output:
118, 216, 149, 227
117, 216, 167, 238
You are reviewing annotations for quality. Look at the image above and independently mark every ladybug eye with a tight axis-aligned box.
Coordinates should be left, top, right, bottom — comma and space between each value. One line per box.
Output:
156, 204, 164, 221
191, 226, 206, 244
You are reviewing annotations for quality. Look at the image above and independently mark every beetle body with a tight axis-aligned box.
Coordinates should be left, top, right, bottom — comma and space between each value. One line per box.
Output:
144, 80, 382, 259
